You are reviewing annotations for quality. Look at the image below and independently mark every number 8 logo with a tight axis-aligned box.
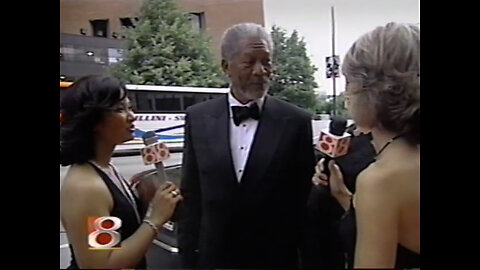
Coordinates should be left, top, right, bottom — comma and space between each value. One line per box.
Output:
88, 216, 122, 249
142, 147, 157, 164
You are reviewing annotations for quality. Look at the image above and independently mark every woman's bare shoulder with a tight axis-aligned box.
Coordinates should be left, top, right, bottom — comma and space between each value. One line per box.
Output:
356, 156, 419, 205
60, 164, 111, 209
63, 165, 99, 189
60, 165, 115, 254
357, 163, 390, 187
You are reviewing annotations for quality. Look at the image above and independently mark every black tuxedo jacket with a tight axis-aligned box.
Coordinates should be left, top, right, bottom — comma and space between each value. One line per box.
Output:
178, 95, 315, 269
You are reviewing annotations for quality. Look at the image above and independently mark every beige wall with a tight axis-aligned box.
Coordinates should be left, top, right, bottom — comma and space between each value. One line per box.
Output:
180, 0, 265, 57
60, 0, 143, 36
60, 0, 264, 59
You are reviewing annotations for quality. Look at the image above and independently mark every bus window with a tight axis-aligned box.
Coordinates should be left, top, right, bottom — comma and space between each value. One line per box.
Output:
154, 93, 182, 112
193, 93, 208, 103
136, 92, 155, 112
128, 89, 228, 113
182, 93, 223, 110
183, 95, 195, 110
127, 91, 138, 112
209, 94, 223, 100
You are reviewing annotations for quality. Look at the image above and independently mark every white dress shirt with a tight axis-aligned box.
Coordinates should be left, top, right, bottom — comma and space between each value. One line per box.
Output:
228, 92, 265, 183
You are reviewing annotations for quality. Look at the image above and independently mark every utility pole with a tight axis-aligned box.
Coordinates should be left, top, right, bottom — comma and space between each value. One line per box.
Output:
325, 6, 340, 116
331, 6, 337, 116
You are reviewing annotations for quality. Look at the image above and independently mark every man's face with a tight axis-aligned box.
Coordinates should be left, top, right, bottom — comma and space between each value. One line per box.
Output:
222, 37, 272, 103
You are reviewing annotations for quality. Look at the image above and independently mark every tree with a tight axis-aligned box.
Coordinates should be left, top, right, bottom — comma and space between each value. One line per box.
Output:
269, 25, 319, 113
315, 93, 349, 118
109, 0, 227, 87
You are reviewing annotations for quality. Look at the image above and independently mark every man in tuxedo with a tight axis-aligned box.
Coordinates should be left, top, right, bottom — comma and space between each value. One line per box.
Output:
178, 23, 316, 269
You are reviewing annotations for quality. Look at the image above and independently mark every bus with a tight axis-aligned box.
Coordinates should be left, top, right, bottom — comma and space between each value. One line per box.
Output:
60, 81, 229, 153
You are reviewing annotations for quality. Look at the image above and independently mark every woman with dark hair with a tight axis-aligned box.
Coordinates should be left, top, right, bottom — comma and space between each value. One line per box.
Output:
60, 75, 182, 269
313, 22, 420, 269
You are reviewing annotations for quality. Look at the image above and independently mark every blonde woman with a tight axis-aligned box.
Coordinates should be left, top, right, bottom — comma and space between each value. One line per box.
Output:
314, 23, 420, 269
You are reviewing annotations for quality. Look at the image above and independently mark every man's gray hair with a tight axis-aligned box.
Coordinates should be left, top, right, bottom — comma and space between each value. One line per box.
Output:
221, 22, 274, 61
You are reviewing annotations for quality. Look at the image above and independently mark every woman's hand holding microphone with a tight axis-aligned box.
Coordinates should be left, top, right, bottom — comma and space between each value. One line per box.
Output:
146, 181, 183, 229
312, 158, 352, 211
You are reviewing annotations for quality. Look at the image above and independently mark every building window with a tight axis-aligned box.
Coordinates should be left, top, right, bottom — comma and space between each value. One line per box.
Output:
189, 12, 205, 32
120, 17, 135, 29
90, 19, 109, 38
108, 48, 124, 64
60, 46, 76, 61
60, 45, 113, 64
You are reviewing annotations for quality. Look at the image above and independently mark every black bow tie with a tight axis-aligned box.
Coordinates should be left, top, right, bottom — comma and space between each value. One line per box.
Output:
231, 102, 260, 126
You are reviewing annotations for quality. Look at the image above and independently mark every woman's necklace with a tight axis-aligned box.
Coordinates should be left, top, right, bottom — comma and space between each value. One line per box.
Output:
89, 159, 141, 223
89, 160, 112, 172
376, 134, 404, 159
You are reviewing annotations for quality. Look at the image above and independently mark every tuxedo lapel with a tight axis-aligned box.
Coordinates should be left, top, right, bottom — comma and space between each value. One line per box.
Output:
204, 96, 238, 186
241, 96, 287, 186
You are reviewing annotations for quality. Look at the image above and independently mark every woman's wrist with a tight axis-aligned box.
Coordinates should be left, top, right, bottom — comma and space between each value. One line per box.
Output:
143, 219, 159, 234
335, 193, 352, 211
146, 215, 166, 228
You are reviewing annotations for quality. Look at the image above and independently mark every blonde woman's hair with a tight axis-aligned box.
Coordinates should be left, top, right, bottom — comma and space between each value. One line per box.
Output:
342, 22, 420, 144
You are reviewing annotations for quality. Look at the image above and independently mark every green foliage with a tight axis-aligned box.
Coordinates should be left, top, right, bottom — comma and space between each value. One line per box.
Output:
269, 25, 319, 113
315, 93, 349, 117
109, 0, 227, 87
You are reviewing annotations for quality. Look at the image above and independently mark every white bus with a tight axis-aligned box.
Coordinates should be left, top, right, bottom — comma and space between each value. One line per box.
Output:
61, 82, 350, 153
60, 82, 229, 153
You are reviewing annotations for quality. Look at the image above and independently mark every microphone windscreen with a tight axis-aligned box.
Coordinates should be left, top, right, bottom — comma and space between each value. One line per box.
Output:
329, 116, 347, 136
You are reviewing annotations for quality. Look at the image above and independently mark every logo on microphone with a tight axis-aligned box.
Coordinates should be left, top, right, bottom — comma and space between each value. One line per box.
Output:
140, 142, 170, 165
317, 131, 351, 158
87, 216, 122, 250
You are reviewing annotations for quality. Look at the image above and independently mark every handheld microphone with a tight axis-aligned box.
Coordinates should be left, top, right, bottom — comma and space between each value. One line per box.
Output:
138, 131, 181, 222
315, 116, 352, 189
308, 116, 352, 213
140, 131, 170, 185
131, 131, 170, 215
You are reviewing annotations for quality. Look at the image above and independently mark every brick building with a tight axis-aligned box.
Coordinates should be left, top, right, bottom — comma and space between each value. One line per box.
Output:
60, 0, 265, 81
